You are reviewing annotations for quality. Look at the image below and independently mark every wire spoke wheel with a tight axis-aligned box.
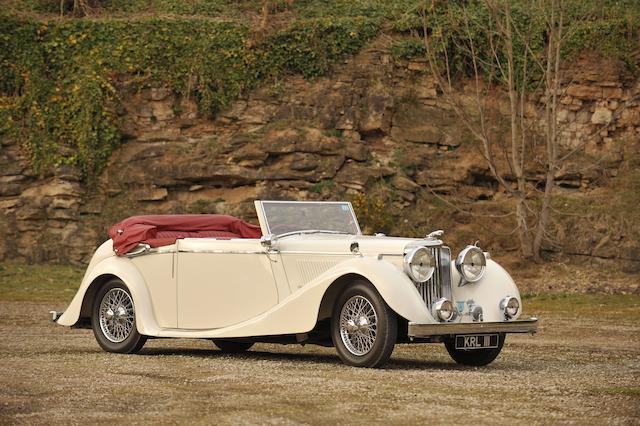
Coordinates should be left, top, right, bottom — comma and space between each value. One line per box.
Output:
99, 288, 135, 343
339, 295, 378, 356
92, 280, 146, 354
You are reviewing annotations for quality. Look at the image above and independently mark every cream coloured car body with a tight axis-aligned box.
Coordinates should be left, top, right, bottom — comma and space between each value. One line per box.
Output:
57, 203, 522, 338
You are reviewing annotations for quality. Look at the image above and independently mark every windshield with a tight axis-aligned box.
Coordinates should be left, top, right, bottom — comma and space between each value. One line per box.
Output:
257, 201, 361, 236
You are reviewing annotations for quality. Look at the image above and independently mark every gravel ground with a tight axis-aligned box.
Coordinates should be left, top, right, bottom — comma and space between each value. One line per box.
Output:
0, 301, 639, 425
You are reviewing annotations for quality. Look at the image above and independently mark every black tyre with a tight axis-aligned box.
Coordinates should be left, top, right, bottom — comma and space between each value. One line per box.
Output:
91, 279, 147, 354
212, 340, 254, 353
331, 280, 397, 368
444, 333, 506, 366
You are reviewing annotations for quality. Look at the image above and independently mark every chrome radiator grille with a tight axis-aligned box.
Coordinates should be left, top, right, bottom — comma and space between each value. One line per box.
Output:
416, 246, 452, 309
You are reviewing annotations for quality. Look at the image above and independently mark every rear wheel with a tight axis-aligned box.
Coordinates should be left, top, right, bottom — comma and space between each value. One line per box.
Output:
212, 340, 254, 353
331, 280, 397, 368
444, 333, 506, 366
91, 279, 147, 354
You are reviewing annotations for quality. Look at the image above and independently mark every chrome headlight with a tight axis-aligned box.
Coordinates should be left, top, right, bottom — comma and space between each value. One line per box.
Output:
500, 296, 520, 319
432, 298, 456, 322
403, 247, 435, 283
455, 245, 486, 283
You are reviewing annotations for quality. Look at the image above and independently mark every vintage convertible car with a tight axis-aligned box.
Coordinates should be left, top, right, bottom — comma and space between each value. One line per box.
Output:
54, 200, 538, 368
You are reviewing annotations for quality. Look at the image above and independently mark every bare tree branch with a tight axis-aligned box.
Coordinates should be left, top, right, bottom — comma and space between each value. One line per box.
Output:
418, 0, 587, 260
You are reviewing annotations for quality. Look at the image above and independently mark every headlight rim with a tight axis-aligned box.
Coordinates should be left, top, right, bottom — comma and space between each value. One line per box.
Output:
455, 245, 487, 283
403, 246, 435, 283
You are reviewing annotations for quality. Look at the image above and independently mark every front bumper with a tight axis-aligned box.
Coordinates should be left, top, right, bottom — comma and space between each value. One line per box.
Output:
408, 317, 538, 338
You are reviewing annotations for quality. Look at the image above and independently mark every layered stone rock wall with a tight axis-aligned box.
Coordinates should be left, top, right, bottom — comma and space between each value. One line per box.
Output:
1, 39, 638, 264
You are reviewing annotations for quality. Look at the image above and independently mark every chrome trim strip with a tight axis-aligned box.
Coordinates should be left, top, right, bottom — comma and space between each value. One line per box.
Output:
257, 200, 269, 234
441, 247, 452, 300
408, 317, 539, 337
178, 249, 267, 255
277, 230, 353, 238
377, 253, 404, 260
279, 251, 354, 256
125, 244, 152, 258
176, 249, 356, 256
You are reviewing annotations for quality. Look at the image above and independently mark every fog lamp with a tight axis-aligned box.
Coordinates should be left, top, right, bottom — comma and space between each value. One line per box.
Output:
500, 296, 520, 319
432, 298, 456, 322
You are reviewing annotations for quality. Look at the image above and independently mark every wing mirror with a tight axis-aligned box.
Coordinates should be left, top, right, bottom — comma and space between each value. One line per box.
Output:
260, 234, 276, 249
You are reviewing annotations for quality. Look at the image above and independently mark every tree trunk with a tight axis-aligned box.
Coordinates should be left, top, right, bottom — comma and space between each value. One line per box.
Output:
516, 197, 534, 258
260, 1, 270, 30
533, 0, 563, 261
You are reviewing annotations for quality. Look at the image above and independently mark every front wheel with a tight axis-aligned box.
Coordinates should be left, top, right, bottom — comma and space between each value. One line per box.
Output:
444, 333, 506, 366
331, 280, 397, 368
91, 279, 147, 354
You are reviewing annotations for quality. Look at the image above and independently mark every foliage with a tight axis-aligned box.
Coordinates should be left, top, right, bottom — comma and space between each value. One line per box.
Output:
1, 0, 637, 181
389, 38, 425, 59
0, 14, 379, 180
10, 0, 423, 19
350, 191, 393, 234
309, 179, 335, 194
6, 0, 232, 16
0, 96, 18, 135
391, 0, 640, 80
292, 0, 421, 19
187, 199, 220, 214
255, 17, 380, 80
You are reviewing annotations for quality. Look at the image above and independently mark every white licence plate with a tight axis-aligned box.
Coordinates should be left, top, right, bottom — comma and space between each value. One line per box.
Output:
455, 334, 499, 350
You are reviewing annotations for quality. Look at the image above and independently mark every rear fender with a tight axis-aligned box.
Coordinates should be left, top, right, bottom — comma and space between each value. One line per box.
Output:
56, 256, 159, 336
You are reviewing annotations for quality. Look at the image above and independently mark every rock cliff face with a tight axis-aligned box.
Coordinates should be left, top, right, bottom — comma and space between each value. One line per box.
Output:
1, 39, 638, 266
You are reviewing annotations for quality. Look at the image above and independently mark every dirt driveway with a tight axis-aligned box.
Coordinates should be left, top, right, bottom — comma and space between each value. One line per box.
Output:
0, 297, 639, 425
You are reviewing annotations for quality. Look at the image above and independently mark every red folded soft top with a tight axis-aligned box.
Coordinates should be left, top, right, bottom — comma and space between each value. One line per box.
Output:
108, 214, 262, 256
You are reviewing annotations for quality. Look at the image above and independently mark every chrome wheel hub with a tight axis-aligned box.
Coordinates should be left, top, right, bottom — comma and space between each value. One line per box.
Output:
339, 295, 378, 356
99, 288, 134, 343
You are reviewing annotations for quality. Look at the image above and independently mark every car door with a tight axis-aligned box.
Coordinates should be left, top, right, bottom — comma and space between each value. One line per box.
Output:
176, 238, 279, 329
130, 249, 177, 329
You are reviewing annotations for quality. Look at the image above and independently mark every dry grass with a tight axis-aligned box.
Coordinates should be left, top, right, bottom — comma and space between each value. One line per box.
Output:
0, 262, 83, 303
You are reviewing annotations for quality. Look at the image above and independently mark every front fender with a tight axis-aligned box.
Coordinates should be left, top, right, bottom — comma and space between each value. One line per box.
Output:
450, 259, 522, 322
57, 255, 160, 336
316, 256, 433, 324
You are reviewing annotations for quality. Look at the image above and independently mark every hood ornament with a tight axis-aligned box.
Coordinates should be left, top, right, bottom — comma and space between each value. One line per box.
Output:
426, 230, 444, 240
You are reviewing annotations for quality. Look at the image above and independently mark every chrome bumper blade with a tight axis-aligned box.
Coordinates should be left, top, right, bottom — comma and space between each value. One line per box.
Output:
408, 317, 538, 338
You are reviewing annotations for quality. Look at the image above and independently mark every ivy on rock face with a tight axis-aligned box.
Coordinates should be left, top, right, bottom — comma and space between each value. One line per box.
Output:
1, 0, 636, 181
0, 15, 380, 180
390, 0, 639, 79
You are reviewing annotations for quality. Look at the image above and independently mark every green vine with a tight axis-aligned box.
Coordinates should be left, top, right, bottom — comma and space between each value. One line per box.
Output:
0, 15, 380, 180
390, 0, 640, 80
1, 0, 637, 181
